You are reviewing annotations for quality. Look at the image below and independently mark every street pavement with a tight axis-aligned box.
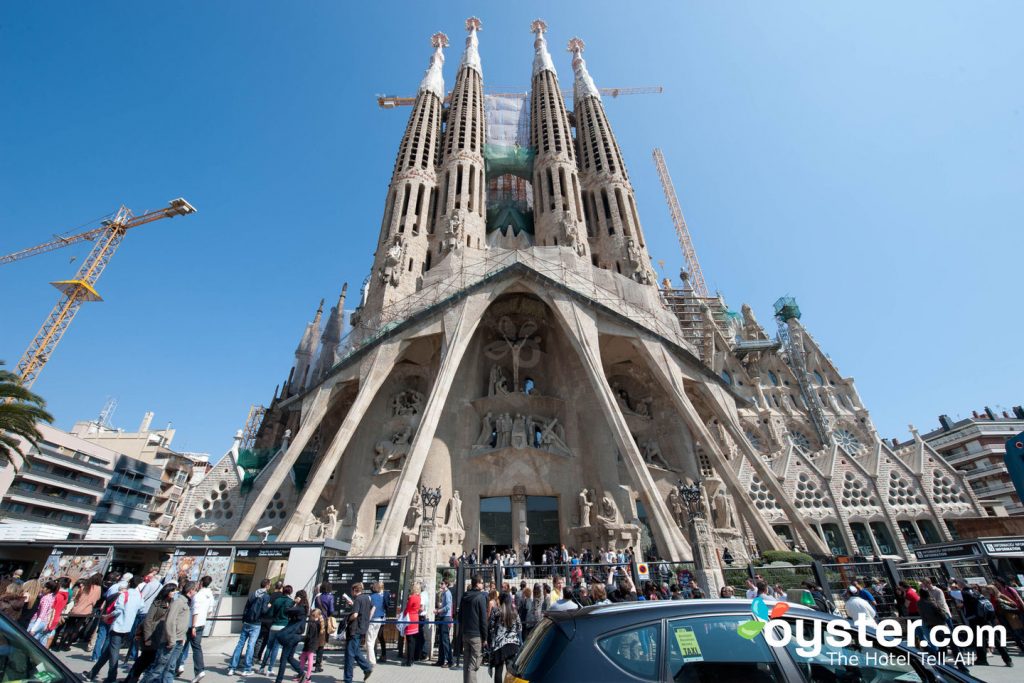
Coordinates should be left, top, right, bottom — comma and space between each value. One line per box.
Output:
56, 636, 1023, 683
59, 639, 467, 683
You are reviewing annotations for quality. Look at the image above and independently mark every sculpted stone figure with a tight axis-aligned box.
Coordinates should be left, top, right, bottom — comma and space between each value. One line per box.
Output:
578, 488, 593, 527
474, 411, 495, 448
448, 490, 464, 532
712, 488, 735, 529
302, 513, 321, 541
391, 389, 424, 416
641, 438, 672, 470
373, 425, 412, 474
322, 504, 339, 538
484, 317, 541, 390
597, 495, 618, 525
380, 235, 405, 286
666, 488, 685, 527
560, 212, 586, 257
496, 412, 513, 448
536, 416, 571, 456
511, 413, 528, 449
443, 211, 465, 254
488, 365, 512, 396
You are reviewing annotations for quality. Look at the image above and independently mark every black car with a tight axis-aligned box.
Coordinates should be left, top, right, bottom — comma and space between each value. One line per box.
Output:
0, 610, 78, 683
505, 599, 984, 682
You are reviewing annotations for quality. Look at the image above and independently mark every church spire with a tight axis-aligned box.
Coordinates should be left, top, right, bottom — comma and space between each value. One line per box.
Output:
529, 19, 588, 254
531, 19, 555, 77
568, 37, 600, 101
430, 18, 487, 263
419, 32, 448, 99
314, 284, 348, 380
461, 17, 482, 75
570, 37, 653, 285
291, 299, 323, 393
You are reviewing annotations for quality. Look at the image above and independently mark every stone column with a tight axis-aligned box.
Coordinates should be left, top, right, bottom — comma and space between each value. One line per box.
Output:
232, 385, 333, 541
277, 341, 402, 541
690, 517, 725, 598
511, 486, 527, 556
547, 295, 691, 560
410, 499, 438, 657
365, 292, 491, 556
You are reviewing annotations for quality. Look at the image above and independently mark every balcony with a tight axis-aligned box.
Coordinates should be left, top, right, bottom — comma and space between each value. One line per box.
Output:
0, 507, 90, 530
964, 463, 1009, 480
5, 488, 100, 512
20, 467, 106, 493
972, 481, 1018, 497
33, 445, 111, 474
109, 473, 159, 495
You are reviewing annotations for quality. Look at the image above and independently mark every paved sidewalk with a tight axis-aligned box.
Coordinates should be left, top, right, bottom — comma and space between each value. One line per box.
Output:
58, 638, 472, 683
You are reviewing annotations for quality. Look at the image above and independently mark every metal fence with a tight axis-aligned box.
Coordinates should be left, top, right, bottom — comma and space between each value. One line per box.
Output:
821, 561, 898, 618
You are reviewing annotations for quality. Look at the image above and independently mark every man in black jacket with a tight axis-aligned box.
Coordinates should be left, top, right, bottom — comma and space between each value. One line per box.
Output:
458, 575, 488, 683
253, 580, 283, 662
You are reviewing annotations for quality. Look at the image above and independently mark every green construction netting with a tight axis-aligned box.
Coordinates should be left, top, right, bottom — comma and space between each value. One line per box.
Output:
773, 296, 802, 322
484, 144, 535, 179
292, 450, 317, 490
237, 448, 274, 494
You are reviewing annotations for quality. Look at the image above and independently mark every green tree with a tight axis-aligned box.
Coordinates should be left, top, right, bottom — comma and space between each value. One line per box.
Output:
0, 361, 54, 470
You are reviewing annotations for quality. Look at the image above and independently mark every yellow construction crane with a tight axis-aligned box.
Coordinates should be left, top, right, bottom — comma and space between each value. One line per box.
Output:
652, 149, 709, 298
376, 85, 663, 109
1, 198, 196, 387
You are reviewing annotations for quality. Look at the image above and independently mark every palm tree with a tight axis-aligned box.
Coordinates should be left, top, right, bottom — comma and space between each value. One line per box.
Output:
0, 361, 54, 470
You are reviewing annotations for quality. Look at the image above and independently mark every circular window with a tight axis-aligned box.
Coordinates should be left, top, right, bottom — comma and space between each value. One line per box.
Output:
789, 431, 811, 451
834, 429, 863, 454
218, 481, 228, 491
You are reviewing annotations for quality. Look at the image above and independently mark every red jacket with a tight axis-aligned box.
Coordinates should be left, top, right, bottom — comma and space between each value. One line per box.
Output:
48, 590, 69, 631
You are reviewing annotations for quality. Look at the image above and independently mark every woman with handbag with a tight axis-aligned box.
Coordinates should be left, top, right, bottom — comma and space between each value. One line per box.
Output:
487, 592, 522, 683
401, 582, 421, 667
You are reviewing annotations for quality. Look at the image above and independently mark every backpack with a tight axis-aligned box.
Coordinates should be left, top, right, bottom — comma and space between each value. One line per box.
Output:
242, 592, 268, 624
976, 596, 996, 620
101, 591, 126, 625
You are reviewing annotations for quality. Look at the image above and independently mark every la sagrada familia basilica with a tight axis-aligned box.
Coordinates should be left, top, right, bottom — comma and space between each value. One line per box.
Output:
171, 19, 983, 580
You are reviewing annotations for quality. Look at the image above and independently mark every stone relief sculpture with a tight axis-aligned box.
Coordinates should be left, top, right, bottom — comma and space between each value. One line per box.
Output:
403, 488, 423, 537
560, 211, 586, 257
496, 412, 513, 448
511, 413, 528, 449
373, 425, 412, 474
609, 380, 653, 419
488, 365, 512, 396
484, 317, 541, 391
379, 235, 406, 287
473, 412, 572, 457
391, 389, 424, 416
536, 417, 571, 456
711, 488, 736, 529
596, 495, 618, 526
578, 488, 593, 527
641, 438, 672, 470
301, 513, 321, 541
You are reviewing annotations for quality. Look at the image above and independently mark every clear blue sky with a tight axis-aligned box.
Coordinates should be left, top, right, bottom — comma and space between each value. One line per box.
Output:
1, 1, 1021, 458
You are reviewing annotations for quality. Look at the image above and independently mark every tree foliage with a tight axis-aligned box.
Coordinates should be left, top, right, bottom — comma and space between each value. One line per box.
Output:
0, 361, 54, 469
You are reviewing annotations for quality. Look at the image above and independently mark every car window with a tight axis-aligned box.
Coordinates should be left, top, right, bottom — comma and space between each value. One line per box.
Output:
665, 616, 786, 683
597, 621, 660, 680
0, 616, 67, 683
781, 619, 929, 683
510, 618, 569, 680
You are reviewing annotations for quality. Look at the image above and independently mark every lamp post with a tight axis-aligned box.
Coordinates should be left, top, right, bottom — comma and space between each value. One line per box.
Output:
421, 485, 442, 523
676, 478, 724, 597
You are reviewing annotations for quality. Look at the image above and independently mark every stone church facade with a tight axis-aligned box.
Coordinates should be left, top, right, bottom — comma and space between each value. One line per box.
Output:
170, 19, 982, 576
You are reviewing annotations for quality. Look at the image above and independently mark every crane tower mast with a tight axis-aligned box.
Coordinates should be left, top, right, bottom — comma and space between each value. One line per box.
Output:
652, 148, 709, 298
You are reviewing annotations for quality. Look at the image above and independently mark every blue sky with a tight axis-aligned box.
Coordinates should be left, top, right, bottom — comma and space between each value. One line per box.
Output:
1, 1, 1021, 457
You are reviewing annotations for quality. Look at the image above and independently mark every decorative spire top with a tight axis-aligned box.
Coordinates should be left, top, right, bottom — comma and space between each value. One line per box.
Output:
531, 19, 555, 77
461, 17, 482, 75
567, 37, 600, 101
419, 32, 449, 99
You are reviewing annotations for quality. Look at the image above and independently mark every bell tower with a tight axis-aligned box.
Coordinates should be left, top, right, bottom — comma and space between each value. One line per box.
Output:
528, 20, 588, 255
361, 33, 448, 324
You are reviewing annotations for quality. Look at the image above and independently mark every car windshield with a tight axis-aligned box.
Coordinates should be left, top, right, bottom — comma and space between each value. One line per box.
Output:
0, 616, 67, 683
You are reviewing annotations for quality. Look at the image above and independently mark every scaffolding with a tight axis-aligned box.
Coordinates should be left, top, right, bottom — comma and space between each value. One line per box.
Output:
774, 296, 831, 447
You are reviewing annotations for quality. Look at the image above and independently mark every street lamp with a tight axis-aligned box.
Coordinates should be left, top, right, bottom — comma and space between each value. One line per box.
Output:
677, 479, 704, 519
421, 485, 442, 523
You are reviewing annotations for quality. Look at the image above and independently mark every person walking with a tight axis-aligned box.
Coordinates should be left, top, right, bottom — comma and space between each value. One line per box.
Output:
312, 581, 335, 673
458, 575, 488, 683
227, 579, 270, 675
84, 577, 143, 683
254, 581, 284, 662
257, 586, 295, 674
366, 582, 388, 667
142, 582, 195, 683
487, 593, 522, 683
962, 584, 1013, 667
271, 594, 309, 683
343, 583, 373, 683
179, 575, 214, 683
125, 584, 176, 683
28, 580, 58, 645
292, 607, 325, 683
434, 580, 454, 668
401, 581, 422, 667
125, 567, 163, 665
56, 574, 102, 651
